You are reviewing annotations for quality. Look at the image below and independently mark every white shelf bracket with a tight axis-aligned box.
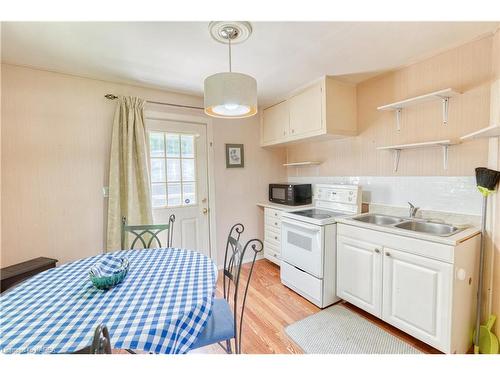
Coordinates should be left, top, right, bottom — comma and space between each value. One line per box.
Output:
442, 145, 449, 170
442, 97, 449, 125
395, 108, 402, 131
393, 149, 401, 172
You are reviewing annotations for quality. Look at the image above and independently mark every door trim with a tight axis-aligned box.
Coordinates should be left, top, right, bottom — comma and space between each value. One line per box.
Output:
144, 110, 217, 261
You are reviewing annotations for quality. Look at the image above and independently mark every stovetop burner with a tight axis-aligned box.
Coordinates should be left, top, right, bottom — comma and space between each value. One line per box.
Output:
291, 209, 335, 219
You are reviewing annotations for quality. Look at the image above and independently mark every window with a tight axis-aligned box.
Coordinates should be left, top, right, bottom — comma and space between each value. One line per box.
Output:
149, 132, 197, 208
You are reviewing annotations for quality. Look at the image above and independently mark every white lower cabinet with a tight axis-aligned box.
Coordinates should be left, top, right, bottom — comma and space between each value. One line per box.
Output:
337, 224, 480, 354
263, 207, 283, 265
337, 236, 382, 317
382, 247, 452, 351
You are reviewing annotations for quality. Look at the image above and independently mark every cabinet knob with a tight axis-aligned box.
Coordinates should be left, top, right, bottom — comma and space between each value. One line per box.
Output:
385, 252, 391, 257
275, 222, 278, 225
374, 249, 380, 254
291, 129, 295, 133
274, 236, 278, 240
275, 213, 278, 216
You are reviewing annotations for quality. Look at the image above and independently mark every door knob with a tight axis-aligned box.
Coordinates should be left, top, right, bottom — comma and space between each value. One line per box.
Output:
202, 208, 209, 214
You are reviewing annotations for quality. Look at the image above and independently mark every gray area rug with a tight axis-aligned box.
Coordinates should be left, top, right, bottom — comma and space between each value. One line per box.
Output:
285, 304, 422, 354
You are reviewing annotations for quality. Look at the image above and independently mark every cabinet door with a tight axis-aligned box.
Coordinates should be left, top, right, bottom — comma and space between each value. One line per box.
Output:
262, 100, 289, 144
382, 247, 452, 352
289, 83, 323, 137
336, 235, 383, 317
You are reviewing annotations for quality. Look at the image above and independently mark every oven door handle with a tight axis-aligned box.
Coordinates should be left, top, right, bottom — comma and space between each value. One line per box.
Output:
281, 217, 322, 232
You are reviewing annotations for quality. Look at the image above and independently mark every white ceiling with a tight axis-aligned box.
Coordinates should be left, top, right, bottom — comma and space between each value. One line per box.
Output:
1, 22, 499, 106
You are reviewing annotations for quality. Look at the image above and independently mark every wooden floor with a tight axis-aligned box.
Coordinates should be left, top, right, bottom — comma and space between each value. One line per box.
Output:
190, 259, 441, 354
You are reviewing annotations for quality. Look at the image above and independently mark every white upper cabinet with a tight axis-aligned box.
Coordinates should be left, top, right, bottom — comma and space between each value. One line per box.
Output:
261, 100, 289, 144
289, 83, 323, 137
261, 76, 357, 147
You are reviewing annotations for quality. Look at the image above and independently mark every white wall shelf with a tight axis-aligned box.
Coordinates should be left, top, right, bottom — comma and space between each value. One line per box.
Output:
460, 124, 500, 141
283, 161, 322, 167
377, 140, 459, 172
377, 88, 461, 131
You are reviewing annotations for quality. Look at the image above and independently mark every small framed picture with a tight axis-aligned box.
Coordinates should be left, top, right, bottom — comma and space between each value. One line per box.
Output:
225, 144, 244, 168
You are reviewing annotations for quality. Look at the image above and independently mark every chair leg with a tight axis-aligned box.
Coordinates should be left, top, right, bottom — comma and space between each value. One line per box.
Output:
226, 339, 232, 354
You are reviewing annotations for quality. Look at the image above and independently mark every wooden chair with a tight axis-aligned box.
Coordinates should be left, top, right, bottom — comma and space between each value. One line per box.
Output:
121, 215, 175, 249
73, 324, 112, 354
190, 223, 263, 354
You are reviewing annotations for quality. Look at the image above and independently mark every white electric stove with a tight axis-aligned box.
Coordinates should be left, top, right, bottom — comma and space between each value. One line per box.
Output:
280, 184, 361, 308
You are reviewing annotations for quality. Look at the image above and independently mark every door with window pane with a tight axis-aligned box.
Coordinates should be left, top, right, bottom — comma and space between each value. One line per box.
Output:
147, 118, 210, 257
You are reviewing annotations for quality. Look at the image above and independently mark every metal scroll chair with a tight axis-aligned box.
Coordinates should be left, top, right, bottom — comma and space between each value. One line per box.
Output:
73, 324, 112, 354
190, 223, 264, 354
121, 215, 175, 249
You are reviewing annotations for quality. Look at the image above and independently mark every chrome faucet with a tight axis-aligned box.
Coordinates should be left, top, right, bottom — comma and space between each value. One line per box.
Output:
408, 202, 420, 218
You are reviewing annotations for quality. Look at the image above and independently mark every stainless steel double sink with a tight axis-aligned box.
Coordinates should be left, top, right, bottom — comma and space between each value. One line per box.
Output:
351, 214, 467, 237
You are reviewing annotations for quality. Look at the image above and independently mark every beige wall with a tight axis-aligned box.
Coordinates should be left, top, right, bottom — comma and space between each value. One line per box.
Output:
286, 35, 493, 176
213, 116, 286, 266
0, 63, 284, 267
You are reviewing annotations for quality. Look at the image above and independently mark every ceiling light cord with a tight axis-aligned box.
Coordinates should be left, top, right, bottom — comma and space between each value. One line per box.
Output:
226, 30, 233, 73
228, 36, 232, 72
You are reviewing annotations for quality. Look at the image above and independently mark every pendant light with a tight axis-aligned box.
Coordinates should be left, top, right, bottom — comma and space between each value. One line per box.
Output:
204, 22, 257, 118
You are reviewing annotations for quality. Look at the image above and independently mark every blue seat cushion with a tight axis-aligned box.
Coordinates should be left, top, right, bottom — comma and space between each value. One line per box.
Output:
190, 298, 235, 350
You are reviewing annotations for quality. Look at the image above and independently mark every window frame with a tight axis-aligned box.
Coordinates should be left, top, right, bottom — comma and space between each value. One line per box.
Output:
148, 130, 198, 209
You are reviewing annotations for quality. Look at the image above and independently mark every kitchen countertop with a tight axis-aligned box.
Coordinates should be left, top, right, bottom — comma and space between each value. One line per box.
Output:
256, 202, 313, 211
337, 214, 480, 246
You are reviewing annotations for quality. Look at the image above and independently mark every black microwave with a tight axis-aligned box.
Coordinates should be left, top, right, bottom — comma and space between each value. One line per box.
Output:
269, 184, 312, 206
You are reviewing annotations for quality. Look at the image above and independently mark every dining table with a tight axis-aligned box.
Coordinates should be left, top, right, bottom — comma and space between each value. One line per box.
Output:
0, 248, 217, 354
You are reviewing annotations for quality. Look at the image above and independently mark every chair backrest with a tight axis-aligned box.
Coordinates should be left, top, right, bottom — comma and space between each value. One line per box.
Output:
222, 223, 263, 354
73, 324, 112, 354
121, 215, 175, 250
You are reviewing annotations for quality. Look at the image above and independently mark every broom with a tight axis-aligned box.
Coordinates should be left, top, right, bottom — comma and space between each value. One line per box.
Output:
474, 167, 500, 354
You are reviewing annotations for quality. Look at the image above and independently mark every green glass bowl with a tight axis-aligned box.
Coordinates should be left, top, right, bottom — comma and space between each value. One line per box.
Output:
90, 268, 128, 290
89, 257, 129, 290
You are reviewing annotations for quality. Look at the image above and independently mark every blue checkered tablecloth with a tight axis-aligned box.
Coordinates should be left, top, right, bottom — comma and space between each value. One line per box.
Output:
0, 248, 217, 354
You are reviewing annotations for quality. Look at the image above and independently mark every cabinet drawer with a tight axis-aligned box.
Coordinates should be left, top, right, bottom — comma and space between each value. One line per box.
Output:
265, 235, 281, 250
264, 241, 281, 265
264, 208, 282, 220
338, 224, 455, 263
264, 240, 280, 255
281, 261, 322, 306
264, 251, 280, 266
265, 222, 281, 235
265, 228, 281, 244
265, 217, 282, 231
264, 247, 281, 260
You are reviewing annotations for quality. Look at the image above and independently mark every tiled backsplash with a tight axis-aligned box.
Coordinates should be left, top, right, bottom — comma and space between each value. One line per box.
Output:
288, 176, 482, 216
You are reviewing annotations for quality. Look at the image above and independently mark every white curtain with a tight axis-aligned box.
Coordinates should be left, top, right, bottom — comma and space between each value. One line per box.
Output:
106, 96, 153, 250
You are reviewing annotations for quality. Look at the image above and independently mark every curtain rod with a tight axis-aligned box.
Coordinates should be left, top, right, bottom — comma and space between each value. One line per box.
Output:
104, 94, 204, 110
